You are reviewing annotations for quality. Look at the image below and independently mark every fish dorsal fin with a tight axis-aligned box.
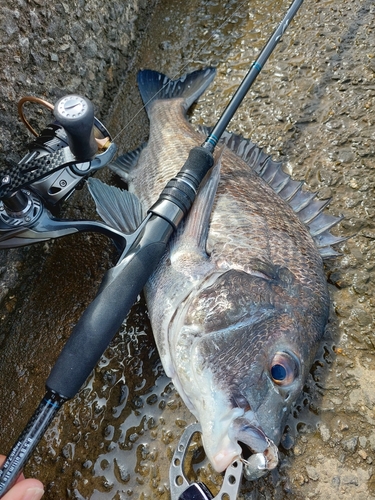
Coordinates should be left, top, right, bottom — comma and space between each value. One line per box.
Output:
216, 131, 346, 259
108, 144, 145, 183
87, 177, 144, 234
137, 68, 216, 114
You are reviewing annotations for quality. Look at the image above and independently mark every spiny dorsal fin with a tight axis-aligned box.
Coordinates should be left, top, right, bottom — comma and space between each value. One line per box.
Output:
214, 130, 346, 259
87, 177, 144, 234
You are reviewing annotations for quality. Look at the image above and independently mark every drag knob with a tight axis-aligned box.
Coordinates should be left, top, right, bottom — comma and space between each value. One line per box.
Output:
54, 95, 97, 161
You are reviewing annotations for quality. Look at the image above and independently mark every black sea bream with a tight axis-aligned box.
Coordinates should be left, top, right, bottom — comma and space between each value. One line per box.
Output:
88, 68, 344, 479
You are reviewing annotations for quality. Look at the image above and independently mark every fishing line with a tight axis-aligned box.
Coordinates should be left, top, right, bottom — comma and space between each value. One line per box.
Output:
112, 0, 252, 143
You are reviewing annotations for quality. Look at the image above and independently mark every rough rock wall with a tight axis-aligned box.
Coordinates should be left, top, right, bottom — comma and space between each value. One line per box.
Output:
0, 0, 155, 310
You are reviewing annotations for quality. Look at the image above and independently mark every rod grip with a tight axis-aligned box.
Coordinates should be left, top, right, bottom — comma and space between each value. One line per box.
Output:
47, 217, 173, 399
149, 146, 214, 224
49, 149, 213, 399
178, 146, 214, 188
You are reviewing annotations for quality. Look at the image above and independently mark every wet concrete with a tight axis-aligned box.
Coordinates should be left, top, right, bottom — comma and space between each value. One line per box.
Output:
1, 0, 375, 498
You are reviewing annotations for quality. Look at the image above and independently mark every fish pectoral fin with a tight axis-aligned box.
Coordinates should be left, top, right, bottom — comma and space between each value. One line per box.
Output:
87, 177, 144, 234
174, 157, 221, 257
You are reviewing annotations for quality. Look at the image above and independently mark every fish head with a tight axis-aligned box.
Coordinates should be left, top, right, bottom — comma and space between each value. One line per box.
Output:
170, 268, 327, 479
194, 314, 306, 479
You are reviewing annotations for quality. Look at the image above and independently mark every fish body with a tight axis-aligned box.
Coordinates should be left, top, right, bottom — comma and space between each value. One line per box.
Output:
89, 68, 343, 478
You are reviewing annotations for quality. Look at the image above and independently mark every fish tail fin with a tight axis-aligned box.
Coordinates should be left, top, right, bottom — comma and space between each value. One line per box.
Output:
137, 68, 216, 114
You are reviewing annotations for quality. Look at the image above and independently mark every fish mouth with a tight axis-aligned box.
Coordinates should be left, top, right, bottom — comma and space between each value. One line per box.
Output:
228, 416, 279, 480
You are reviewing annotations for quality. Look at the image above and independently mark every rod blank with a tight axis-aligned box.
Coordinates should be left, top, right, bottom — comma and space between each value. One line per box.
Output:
203, 0, 304, 151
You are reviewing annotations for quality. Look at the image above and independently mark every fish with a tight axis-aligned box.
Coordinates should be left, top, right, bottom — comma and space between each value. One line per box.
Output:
87, 67, 345, 479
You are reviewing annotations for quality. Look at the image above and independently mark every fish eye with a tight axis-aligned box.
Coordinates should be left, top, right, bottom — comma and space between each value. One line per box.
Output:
271, 364, 286, 381
270, 351, 299, 386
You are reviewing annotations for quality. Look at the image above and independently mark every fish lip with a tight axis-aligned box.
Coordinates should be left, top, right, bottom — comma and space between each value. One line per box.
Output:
229, 416, 270, 454
241, 437, 279, 481
229, 415, 279, 480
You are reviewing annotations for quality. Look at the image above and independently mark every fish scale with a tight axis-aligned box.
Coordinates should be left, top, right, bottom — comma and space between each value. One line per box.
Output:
210, 159, 320, 277
142, 96, 325, 291
130, 99, 200, 209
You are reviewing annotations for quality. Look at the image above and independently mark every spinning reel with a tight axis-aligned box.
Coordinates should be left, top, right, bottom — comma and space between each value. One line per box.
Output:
0, 95, 124, 249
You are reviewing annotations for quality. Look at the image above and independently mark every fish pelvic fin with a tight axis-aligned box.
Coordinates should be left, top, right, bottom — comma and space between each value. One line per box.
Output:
87, 177, 144, 234
137, 67, 216, 114
216, 130, 346, 259
108, 144, 145, 183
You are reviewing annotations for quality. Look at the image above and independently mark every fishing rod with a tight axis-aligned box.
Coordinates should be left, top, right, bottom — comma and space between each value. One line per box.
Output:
0, 0, 304, 497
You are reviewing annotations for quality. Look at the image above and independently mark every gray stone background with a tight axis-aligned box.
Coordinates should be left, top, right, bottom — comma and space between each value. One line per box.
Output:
0, 0, 153, 313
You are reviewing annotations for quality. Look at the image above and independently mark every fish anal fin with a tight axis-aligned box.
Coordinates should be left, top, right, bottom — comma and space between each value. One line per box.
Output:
109, 144, 145, 183
87, 177, 144, 234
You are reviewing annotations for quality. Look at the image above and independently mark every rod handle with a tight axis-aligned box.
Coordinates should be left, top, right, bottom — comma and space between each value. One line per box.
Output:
0, 391, 65, 498
149, 146, 214, 227
46, 216, 173, 399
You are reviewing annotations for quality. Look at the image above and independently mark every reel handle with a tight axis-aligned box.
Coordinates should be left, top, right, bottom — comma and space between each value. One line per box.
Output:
54, 95, 98, 161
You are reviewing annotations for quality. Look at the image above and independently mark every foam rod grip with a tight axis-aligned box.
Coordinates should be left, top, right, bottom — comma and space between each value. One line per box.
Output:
179, 146, 214, 190
47, 216, 173, 399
